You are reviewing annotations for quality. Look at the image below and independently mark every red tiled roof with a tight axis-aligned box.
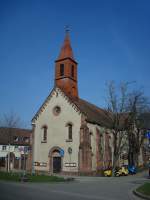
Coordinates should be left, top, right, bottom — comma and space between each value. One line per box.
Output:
57, 32, 74, 60
0, 127, 32, 145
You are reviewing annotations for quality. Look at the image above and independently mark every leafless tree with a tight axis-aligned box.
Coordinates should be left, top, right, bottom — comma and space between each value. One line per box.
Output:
105, 81, 129, 176
0, 111, 22, 128
125, 90, 150, 167
105, 81, 149, 174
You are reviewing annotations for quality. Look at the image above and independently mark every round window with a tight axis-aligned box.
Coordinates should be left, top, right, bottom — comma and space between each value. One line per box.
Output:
68, 147, 72, 154
53, 106, 61, 116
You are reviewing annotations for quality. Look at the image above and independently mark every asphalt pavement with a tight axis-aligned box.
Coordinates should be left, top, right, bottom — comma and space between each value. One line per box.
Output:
0, 171, 149, 200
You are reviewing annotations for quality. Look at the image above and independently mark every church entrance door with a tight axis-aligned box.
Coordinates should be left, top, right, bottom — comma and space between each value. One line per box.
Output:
53, 157, 61, 173
49, 147, 63, 173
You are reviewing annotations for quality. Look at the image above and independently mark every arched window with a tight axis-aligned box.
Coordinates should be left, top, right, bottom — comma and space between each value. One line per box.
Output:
42, 125, 47, 142
71, 87, 76, 96
71, 65, 74, 77
68, 124, 72, 140
65, 123, 73, 141
89, 132, 92, 145
60, 64, 64, 76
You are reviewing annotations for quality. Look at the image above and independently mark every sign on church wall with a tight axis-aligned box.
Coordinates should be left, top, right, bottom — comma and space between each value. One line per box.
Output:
65, 162, 76, 167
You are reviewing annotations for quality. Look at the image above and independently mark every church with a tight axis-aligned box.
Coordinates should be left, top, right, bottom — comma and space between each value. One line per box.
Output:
31, 31, 116, 175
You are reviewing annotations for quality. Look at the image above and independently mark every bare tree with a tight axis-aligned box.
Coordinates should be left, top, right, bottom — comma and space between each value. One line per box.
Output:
105, 81, 150, 174
0, 111, 22, 128
125, 90, 149, 167
105, 81, 129, 176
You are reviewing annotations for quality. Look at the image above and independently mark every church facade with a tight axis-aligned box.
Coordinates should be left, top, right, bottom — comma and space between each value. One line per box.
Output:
31, 32, 117, 175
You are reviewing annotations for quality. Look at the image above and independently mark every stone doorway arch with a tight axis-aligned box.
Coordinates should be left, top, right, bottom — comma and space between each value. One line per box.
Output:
49, 146, 62, 173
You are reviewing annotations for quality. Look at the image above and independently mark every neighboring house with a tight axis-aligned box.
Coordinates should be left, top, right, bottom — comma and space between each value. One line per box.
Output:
140, 113, 150, 164
0, 127, 32, 172
119, 113, 150, 168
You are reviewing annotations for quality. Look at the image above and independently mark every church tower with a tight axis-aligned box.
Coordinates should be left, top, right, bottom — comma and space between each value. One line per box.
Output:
55, 30, 78, 98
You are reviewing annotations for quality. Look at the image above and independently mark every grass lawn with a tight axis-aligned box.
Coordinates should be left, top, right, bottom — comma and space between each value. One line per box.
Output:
0, 171, 20, 181
0, 171, 65, 182
136, 182, 150, 196
29, 174, 65, 182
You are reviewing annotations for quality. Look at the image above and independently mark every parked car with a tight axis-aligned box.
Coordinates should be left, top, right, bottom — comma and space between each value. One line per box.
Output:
128, 165, 136, 175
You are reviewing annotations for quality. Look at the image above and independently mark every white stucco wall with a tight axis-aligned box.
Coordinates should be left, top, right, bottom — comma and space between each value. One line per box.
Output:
33, 88, 81, 172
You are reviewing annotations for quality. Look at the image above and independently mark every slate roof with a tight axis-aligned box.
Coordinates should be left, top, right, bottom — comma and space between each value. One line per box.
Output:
0, 127, 32, 145
31, 87, 112, 128
32, 87, 150, 130
72, 97, 112, 128
68, 95, 150, 130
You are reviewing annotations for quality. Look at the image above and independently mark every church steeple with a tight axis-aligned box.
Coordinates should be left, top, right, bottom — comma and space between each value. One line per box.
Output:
55, 30, 78, 98
57, 29, 74, 60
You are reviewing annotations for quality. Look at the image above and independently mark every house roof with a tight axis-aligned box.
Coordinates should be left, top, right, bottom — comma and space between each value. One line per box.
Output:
0, 127, 32, 145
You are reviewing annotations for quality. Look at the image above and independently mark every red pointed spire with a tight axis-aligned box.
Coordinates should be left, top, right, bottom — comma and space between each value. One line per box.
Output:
57, 29, 74, 60
55, 29, 78, 98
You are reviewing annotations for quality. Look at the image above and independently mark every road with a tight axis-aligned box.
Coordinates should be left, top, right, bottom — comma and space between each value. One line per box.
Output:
0, 172, 149, 200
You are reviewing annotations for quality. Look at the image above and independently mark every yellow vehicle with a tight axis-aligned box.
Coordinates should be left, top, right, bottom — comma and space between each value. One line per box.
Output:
104, 166, 128, 177
115, 166, 128, 176
104, 169, 112, 177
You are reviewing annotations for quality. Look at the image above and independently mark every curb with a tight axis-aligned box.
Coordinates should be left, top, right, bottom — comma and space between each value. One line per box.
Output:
133, 189, 150, 200
64, 177, 75, 182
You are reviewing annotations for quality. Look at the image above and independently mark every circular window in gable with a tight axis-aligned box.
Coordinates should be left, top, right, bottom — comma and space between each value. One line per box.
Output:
53, 106, 61, 116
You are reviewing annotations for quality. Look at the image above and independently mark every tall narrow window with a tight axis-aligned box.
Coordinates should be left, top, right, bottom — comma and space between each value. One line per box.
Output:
71, 65, 74, 77
43, 126, 47, 141
42, 126, 47, 142
2, 145, 6, 151
68, 124, 72, 140
13, 136, 19, 142
60, 64, 64, 76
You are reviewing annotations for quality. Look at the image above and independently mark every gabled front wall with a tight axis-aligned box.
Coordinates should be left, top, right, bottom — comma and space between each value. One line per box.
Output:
33, 89, 81, 173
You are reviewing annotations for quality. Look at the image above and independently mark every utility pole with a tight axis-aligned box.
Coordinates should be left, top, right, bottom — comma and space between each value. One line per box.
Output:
23, 147, 26, 176
7, 128, 11, 172
31, 123, 35, 175
7, 143, 10, 172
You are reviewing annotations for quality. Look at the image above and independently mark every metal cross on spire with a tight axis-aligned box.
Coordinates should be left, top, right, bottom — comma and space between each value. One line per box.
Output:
65, 25, 70, 34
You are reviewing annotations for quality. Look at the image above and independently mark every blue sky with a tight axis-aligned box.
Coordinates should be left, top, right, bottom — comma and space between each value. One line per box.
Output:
0, 0, 150, 128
